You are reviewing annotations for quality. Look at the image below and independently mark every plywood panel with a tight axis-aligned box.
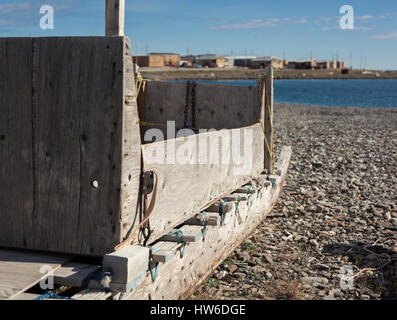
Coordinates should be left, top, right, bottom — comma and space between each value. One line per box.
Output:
143, 81, 186, 135
0, 36, 141, 256
0, 38, 34, 249
194, 83, 259, 129
33, 37, 126, 256
142, 81, 260, 137
139, 123, 265, 245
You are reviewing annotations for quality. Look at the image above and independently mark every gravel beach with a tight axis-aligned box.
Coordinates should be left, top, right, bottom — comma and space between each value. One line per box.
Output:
192, 103, 397, 300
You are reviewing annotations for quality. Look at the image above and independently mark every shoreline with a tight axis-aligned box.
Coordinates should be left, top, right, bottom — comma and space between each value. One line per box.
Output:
140, 67, 397, 81
274, 102, 397, 110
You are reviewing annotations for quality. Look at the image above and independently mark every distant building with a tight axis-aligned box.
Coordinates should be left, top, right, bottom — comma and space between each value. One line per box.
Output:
132, 53, 181, 68
316, 60, 345, 70
336, 61, 345, 69
288, 59, 317, 70
251, 56, 284, 69
233, 56, 256, 68
148, 53, 181, 67
181, 55, 197, 63
133, 55, 163, 67
195, 54, 228, 68
268, 57, 284, 69
317, 61, 331, 69
223, 56, 234, 68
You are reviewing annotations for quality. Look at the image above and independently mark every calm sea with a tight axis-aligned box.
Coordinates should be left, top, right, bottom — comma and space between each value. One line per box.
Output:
193, 79, 397, 109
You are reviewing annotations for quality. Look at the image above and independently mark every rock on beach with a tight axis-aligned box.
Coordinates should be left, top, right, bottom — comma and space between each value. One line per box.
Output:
193, 103, 397, 300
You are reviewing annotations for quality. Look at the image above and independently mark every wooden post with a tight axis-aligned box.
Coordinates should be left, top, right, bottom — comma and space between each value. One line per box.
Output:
258, 66, 274, 173
106, 0, 125, 36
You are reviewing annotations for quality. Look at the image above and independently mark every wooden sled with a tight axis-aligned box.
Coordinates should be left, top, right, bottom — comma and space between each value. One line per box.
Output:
0, 0, 292, 300
0, 147, 290, 300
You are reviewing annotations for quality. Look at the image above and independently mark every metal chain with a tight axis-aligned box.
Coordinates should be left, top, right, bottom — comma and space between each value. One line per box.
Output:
184, 81, 191, 128
191, 81, 197, 131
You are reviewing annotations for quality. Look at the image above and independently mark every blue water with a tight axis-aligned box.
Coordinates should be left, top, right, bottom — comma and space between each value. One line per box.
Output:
193, 79, 397, 109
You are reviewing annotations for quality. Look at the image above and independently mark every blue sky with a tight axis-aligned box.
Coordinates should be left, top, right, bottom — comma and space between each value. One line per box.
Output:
1, 0, 396, 69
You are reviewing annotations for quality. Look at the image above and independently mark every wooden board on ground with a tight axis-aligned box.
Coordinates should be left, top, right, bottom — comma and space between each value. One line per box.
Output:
0, 249, 71, 300
122, 146, 292, 300
72, 289, 112, 300
53, 263, 101, 288
10, 292, 41, 300
140, 123, 265, 246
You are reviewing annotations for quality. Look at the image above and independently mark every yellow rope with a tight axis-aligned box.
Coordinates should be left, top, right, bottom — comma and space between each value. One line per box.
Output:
139, 120, 168, 128
259, 119, 273, 159
135, 72, 151, 100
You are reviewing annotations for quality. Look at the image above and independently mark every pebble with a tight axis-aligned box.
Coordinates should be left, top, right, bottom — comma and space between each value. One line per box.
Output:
193, 104, 397, 301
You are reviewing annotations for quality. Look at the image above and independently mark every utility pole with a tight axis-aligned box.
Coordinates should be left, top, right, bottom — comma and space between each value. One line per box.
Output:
349, 52, 352, 69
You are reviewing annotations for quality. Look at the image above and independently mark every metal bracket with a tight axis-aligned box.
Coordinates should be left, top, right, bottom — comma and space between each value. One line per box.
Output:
143, 171, 154, 195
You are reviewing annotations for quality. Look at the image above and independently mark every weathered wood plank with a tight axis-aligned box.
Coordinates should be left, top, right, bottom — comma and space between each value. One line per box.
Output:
225, 194, 248, 201
72, 289, 112, 300
264, 66, 274, 173
206, 201, 235, 214
53, 263, 101, 288
0, 37, 141, 256
151, 242, 180, 263
0, 38, 34, 249
119, 37, 143, 241
124, 146, 292, 300
10, 292, 41, 300
194, 83, 260, 130
160, 226, 203, 243
185, 212, 219, 226
140, 123, 264, 245
105, 0, 125, 36
142, 81, 260, 135
141, 81, 186, 135
32, 37, 127, 256
103, 246, 149, 286
235, 187, 256, 194
0, 249, 71, 300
